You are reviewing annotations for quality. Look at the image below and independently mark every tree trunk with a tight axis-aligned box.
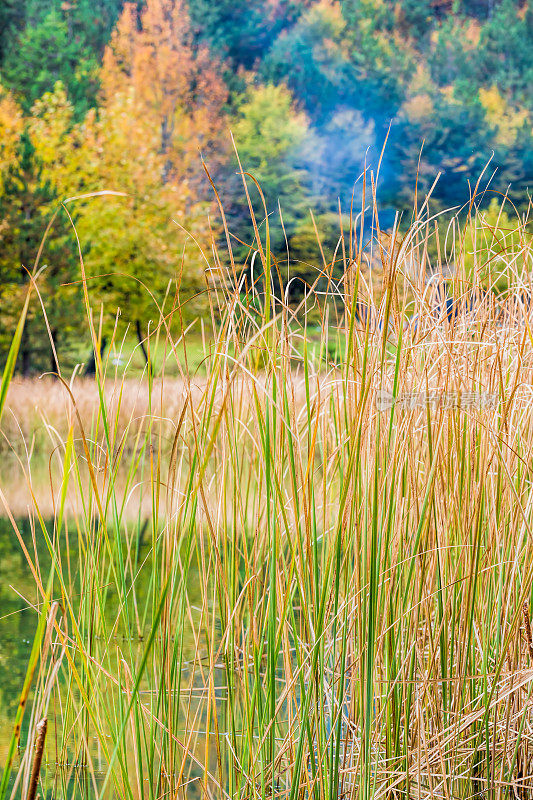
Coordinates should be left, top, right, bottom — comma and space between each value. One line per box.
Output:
20, 327, 31, 377
85, 336, 107, 376
135, 320, 150, 369
19, 236, 31, 377
50, 328, 58, 375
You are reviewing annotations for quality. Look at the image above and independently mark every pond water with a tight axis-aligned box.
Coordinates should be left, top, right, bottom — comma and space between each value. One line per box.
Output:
0, 516, 39, 748
0, 513, 210, 799
0, 516, 62, 797
0, 449, 299, 800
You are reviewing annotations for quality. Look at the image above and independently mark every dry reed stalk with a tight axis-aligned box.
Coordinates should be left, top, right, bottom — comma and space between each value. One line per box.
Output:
26, 718, 47, 800
523, 603, 533, 662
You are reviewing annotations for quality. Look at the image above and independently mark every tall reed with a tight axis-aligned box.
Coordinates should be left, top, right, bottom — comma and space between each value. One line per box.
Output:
3, 185, 533, 800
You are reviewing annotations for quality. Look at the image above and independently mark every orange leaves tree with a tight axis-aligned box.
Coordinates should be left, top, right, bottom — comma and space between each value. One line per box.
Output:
74, 0, 228, 359
0, 89, 24, 188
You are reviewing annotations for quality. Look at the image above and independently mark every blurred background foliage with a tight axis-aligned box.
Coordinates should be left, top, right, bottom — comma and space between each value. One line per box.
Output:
0, 0, 532, 373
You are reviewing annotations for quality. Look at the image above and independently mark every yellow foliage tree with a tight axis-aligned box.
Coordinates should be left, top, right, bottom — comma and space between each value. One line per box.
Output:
0, 87, 24, 191
84, 0, 228, 355
460, 197, 532, 295
29, 1, 229, 361
479, 86, 530, 148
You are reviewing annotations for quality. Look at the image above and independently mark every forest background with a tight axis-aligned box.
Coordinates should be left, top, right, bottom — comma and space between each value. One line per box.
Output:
0, 0, 531, 373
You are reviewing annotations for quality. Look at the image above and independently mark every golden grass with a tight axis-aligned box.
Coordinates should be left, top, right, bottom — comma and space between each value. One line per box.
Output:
4, 188, 533, 800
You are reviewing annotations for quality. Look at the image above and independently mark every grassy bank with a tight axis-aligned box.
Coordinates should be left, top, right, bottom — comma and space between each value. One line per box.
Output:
3, 193, 533, 800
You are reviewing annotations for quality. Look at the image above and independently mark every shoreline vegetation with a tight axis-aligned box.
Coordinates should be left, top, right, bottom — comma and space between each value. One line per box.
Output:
2, 184, 533, 799
2, 0, 533, 383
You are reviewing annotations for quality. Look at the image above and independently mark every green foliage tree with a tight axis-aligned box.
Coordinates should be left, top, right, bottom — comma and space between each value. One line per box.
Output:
0, 0, 26, 63
340, 0, 414, 120
1, 0, 125, 117
226, 84, 311, 269
427, 17, 477, 87
187, 0, 307, 72
393, 0, 434, 33
260, 1, 351, 123
388, 84, 491, 210
0, 130, 83, 375
1, 10, 99, 116
474, 0, 533, 107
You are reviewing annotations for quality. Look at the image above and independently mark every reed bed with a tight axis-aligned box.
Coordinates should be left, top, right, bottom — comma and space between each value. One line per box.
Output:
1, 376, 196, 455
3, 188, 533, 800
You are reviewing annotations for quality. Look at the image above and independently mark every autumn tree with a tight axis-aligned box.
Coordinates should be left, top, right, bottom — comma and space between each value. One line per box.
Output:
64, 0, 228, 358
0, 88, 24, 186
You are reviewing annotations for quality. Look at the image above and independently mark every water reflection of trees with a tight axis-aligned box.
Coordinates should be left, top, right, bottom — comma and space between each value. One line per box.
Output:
0, 515, 42, 778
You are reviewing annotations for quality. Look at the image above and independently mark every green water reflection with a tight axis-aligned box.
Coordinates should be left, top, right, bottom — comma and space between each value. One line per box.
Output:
0, 517, 39, 731
0, 515, 210, 799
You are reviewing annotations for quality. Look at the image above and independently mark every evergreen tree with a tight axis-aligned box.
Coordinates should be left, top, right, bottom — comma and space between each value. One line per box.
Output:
1, 9, 98, 116
1, 0, 125, 117
0, 131, 82, 374
340, 0, 414, 122
475, 0, 533, 107
261, 0, 352, 124
0, 0, 26, 63
187, 0, 307, 71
